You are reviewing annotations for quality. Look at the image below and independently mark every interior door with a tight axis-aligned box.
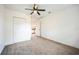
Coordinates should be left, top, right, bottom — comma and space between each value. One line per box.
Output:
13, 17, 27, 43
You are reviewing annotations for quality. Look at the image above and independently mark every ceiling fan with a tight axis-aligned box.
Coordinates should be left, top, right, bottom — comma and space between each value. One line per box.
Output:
25, 4, 46, 15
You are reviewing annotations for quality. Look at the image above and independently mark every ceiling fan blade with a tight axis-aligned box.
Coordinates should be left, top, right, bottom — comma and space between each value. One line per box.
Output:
38, 9, 45, 11
30, 12, 34, 15
37, 11, 40, 15
25, 8, 33, 10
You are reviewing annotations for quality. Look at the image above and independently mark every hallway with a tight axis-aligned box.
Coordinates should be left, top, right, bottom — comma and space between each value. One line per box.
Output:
1, 36, 79, 55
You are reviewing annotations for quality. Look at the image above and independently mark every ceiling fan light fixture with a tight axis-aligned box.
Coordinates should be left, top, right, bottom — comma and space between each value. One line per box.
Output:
34, 10, 37, 14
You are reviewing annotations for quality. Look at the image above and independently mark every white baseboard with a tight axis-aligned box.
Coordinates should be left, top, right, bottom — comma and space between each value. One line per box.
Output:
41, 35, 79, 49
0, 45, 5, 54
5, 38, 31, 46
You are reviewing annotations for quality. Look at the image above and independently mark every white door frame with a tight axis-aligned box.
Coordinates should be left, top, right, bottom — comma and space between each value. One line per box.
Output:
31, 18, 41, 37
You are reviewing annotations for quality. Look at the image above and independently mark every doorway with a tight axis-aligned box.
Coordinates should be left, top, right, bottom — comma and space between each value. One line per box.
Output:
31, 18, 41, 37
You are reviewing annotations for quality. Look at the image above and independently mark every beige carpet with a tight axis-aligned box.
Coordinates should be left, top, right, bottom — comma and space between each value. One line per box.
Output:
1, 36, 79, 55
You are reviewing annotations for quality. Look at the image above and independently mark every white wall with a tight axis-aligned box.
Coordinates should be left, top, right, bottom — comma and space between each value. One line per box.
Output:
5, 8, 31, 45
41, 5, 79, 48
0, 5, 5, 54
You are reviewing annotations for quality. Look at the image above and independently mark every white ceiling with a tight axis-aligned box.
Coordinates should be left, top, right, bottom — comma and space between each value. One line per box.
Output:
4, 4, 74, 19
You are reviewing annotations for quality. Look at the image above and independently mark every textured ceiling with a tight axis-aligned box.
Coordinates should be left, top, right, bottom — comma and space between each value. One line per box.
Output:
4, 4, 73, 19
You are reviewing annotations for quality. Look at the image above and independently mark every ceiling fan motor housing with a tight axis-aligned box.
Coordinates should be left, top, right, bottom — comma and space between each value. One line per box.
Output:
25, 4, 45, 15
